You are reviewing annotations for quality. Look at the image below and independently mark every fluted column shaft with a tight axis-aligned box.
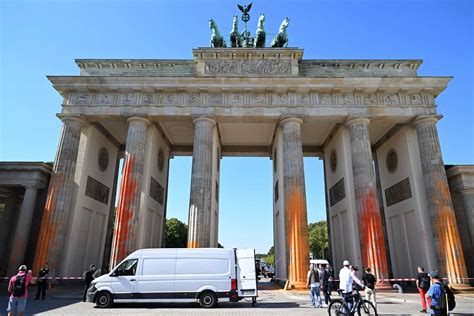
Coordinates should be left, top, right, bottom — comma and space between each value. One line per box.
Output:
0, 193, 19, 275
347, 117, 389, 282
459, 190, 474, 246
415, 116, 467, 284
110, 117, 149, 267
281, 118, 309, 288
33, 116, 85, 275
8, 186, 39, 275
187, 117, 215, 248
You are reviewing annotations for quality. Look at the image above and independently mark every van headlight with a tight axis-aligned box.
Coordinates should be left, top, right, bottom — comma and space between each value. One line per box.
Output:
88, 284, 97, 293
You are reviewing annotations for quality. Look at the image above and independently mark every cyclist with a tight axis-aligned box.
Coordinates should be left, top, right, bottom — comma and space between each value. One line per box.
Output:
339, 260, 365, 310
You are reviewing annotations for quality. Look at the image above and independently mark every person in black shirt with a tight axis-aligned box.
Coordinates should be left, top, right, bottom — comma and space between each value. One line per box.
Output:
82, 264, 96, 302
34, 263, 49, 300
416, 266, 431, 313
362, 267, 377, 308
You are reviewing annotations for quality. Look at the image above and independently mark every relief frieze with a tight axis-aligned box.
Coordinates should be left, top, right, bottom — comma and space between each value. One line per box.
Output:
186, 93, 201, 106
208, 93, 223, 106
68, 91, 433, 108
141, 93, 158, 105
228, 93, 244, 106
204, 60, 291, 76
118, 93, 137, 105
249, 93, 266, 106
163, 93, 178, 105
272, 93, 288, 106
98, 93, 114, 105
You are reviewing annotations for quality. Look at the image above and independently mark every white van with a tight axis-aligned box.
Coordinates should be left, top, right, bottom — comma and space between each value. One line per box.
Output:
86, 248, 257, 308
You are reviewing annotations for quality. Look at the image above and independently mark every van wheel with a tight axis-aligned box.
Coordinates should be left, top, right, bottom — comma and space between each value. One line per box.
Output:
95, 291, 113, 308
199, 291, 217, 308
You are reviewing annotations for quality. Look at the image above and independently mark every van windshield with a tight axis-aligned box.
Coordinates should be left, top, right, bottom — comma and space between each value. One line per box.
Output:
113, 259, 138, 276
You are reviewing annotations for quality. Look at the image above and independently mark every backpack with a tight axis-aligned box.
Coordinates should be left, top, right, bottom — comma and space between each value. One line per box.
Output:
12, 274, 26, 297
419, 273, 430, 290
443, 283, 456, 311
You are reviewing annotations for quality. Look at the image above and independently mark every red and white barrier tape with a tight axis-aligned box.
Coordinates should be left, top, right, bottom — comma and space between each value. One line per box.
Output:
2, 277, 474, 281
1, 277, 82, 280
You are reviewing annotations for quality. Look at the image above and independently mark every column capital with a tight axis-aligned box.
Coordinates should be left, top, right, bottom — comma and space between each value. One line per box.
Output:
280, 117, 303, 126
346, 116, 370, 126
56, 114, 87, 126
127, 116, 151, 125
192, 117, 216, 126
413, 115, 442, 127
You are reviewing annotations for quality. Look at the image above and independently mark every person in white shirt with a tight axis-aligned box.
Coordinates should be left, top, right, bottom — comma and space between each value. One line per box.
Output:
339, 260, 364, 310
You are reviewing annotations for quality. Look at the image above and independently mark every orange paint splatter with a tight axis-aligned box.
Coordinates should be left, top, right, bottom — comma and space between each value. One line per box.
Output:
187, 240, 201, 248
110, 155, 137, 267
33, 175, 61, 274
359, 189, 389, 281
433, 177, 467, 283
285, 190, 309, 287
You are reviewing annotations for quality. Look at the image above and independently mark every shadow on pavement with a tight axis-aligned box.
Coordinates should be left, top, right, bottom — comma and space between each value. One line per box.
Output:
0, 282, 83, 315
105, 301, 300, 309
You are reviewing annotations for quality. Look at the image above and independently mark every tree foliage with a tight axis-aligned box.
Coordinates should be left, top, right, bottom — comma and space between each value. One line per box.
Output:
308, 221, 329, 259
257, 246, 275, 266
164, 218, 188, 248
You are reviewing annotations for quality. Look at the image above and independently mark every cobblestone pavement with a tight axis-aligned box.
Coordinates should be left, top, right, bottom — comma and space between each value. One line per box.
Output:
1, 279, 473, 315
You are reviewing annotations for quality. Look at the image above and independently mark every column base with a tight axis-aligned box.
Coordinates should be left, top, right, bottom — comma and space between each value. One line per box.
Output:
450, 283, 474, 294
375, 281, 397, 292
284, 280, 308, 290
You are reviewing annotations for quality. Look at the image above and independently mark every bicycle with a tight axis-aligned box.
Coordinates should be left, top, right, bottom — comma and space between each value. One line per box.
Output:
328, 288, 378, 315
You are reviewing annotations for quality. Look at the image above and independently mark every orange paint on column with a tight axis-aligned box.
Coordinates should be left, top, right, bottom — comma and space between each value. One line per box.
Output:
110, 155, 137, 266
359, 189, 389, 281
32, 176, 61, 273
433, 178, 467, 283
285, 190, 309, 287
187, 240, 201, 248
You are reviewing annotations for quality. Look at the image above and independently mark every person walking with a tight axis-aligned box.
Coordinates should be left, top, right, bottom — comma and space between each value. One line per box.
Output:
362, 267, 377, 308
306, 264, 323, 308
425, 270, 447, 315
339, 260, 364, 310
416, 266, 431, 313
321, 264, 332, 306
34, 263, 49, 300
82, 264, 96, 302
6, 265, 33, 316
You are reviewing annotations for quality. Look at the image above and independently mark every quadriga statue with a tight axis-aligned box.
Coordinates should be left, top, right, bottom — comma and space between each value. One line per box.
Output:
254, 14, 266, 48
271, 17, 289, 48
209, 19, 227, 48
230, 16, 242, 48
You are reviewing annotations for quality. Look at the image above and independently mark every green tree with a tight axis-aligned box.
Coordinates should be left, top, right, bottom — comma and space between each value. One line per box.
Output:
164, 218, 188, 248
308, 221, 329, 259
262, 246, 275, 265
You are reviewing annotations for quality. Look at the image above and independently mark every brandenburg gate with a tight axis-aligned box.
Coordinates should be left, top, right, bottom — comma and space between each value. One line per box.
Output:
30, 47, 468, 288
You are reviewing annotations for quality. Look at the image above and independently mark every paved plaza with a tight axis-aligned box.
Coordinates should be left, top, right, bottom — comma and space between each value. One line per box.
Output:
1, 279, 473, 315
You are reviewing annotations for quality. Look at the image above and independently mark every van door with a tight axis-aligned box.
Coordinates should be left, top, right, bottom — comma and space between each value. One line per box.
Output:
137, 257, 176, 302
236, 249, 257, 297
110, 258, 139, 302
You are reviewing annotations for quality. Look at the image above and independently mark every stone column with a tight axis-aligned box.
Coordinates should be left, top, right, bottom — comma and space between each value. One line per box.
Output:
414, 116, 468, 285
347, 117, 389, 282
187, 117, 215, 248
110, 117, 149, 267
7, 186, 39, 275
460, 190, 474, 247
280, 118, 309, 288
0, 193, 19, 275
33, 115, 86, 275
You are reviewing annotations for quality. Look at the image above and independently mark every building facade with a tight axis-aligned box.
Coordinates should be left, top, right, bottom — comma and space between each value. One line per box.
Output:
1, 47, 471, 288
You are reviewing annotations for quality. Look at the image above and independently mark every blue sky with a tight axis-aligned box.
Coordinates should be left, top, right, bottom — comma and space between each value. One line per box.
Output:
1, 0, 473, 253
